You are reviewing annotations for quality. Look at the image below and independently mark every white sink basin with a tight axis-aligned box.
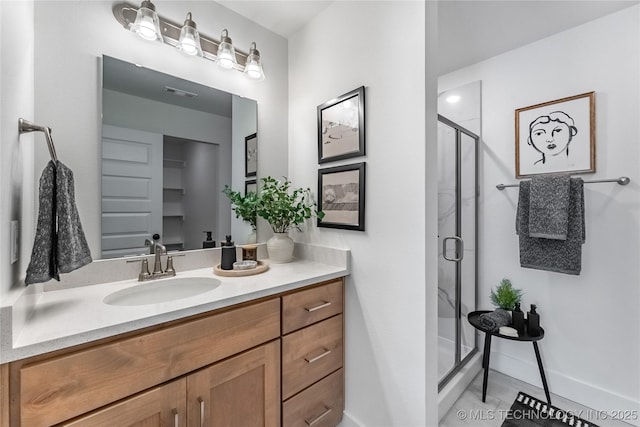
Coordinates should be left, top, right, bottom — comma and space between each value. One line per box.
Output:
103, 277, 222, 306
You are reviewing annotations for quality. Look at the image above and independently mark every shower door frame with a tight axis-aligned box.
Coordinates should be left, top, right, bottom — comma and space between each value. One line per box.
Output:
437, 114, 479, 391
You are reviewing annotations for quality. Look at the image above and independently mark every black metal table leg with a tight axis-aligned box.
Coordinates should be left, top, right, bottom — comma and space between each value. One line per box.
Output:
533, 341, 551, 404
482, 333, 492, 402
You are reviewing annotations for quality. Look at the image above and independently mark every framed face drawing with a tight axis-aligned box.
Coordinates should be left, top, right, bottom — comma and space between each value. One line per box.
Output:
317, 162, 365, 231
515, 92, 595, 178
317, 86, 365, 164
245, 133, 257, 177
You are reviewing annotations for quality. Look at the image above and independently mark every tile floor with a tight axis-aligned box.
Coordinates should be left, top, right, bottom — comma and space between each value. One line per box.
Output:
440, 369, 634, 427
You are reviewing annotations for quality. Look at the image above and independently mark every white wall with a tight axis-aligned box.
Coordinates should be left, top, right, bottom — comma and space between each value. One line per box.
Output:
289, 2, 430, 426
440, 5, 640, 415
0, 1, 35, 296
29, 0, 288, 276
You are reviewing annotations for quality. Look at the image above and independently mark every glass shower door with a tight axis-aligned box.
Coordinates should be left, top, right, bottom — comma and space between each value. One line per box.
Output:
437, 114, 478, 389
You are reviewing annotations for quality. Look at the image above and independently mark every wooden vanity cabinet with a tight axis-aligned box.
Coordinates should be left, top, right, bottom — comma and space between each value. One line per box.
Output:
61, 340, 280, 427
5, 277, 345, 427
281, 279, 344, 427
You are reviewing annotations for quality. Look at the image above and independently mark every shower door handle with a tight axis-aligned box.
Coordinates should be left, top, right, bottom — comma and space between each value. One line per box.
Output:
442, 236, 464, 262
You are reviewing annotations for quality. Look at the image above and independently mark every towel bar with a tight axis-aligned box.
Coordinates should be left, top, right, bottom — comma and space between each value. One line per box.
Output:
496, 176, 630, 190
18, 118, 58, 161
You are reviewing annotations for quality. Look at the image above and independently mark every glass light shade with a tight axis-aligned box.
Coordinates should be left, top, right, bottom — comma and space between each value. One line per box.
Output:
130, 2, 162, 42
177, 13, 202, 57
217, 30, 238, 69
244, 43, 264, 80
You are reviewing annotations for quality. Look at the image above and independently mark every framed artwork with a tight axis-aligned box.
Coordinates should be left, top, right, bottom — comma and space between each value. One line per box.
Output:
515, 91, 595, 178
245, 133, 257, 177
317, 86, 365, 164
245, 179, 257, 195
317, 162, 365, 231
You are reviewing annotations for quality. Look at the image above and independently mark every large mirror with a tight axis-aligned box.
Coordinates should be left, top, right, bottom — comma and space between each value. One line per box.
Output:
101, 56, 257, 258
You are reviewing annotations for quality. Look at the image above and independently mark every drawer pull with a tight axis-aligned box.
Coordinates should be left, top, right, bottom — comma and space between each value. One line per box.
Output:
172, 408, 179, 427
305, 348, 332, 363
305, 406, 332, 426
198, 397, 205, 427
305, 301, 332, 312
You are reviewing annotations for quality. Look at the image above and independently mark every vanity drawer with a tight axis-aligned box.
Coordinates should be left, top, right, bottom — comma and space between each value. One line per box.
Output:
16, 298, 280, 427
282, 314, 343, 400
282, 368, 344, 427
282, 279, 343, 334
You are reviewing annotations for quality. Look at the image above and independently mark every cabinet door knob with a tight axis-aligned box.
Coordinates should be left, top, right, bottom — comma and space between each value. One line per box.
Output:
304, 348, 332, 364
304, 301, 332, 312
305, 406, 332, 426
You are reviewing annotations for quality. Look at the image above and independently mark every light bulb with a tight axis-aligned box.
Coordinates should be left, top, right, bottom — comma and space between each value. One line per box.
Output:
130, 1, 162, 42
243, 42, 264, 80
177, 13, 202, 57
217, 30, 238, 69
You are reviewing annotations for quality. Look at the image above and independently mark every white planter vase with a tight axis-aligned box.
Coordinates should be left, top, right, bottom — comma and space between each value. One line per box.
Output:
246, 229, 257, 244
267, 233, 294, 263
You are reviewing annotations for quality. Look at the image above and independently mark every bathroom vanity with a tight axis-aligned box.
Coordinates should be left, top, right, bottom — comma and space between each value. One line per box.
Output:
0, 246, 348, 427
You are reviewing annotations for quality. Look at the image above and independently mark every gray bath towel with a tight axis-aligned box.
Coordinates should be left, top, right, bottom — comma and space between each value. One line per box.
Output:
25, 161, 91, 285
516, 178, 584, 275
529, 175, 570, 240
479, 309, 511, 331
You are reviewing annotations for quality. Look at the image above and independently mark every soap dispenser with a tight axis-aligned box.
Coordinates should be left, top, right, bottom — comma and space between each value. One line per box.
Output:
512, 303, 525, 336
220, 235, 237, 270
527, 304, 541, 337
202, 231, 216, 249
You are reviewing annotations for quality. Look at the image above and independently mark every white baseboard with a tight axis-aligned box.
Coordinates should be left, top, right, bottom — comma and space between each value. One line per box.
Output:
338, 411, 365, 427
490, 350, 640, 427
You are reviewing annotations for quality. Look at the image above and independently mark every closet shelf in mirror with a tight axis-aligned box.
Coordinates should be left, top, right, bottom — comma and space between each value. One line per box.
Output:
163, 159, 186, 168
163, 187, 185, 193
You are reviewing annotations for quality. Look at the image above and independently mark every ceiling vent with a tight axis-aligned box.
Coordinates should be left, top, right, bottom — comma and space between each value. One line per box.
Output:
164, 86, 198, 98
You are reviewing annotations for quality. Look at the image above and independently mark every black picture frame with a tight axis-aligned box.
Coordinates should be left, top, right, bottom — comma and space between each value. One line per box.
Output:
245, 133, 257, 177
317, 86, 365, 164
317, 162, 365, 231
245, 179, 257, 195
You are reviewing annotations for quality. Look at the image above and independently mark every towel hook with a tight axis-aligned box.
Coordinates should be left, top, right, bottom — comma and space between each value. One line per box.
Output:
18, 118, 58, 161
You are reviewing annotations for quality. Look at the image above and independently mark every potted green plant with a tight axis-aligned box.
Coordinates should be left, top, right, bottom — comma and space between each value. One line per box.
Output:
256, 176, 324, 263
222, 185, 259, 243
490, 278, 523, 311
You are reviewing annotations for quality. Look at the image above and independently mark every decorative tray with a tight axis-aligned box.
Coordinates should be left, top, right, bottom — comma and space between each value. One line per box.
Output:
213, 260, 269, 277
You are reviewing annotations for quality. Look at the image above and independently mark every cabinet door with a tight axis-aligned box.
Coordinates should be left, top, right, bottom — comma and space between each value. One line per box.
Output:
61, 379, 186, 427
187, 340, 280, 427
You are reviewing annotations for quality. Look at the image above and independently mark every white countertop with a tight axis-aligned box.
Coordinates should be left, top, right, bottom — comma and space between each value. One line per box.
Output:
1, 248, 349, 363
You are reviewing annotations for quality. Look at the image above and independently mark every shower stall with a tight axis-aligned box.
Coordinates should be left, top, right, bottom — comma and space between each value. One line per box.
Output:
437, 110, 479, 391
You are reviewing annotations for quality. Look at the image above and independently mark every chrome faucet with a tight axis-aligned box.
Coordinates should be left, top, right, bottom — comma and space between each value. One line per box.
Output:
130, 236, 176, 281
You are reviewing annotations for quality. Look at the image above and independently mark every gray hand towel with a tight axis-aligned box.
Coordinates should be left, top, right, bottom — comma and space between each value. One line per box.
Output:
516, 178, 585, 275
479, 309, 511, 331
529, 175, 571, 240
25, 161, 59, 284
25, 161, 91, 285
55, 161, 92, 273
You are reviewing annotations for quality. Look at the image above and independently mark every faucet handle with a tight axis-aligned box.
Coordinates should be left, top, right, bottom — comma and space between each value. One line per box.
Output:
165, 256, 176, 276
126, 257, 151, 281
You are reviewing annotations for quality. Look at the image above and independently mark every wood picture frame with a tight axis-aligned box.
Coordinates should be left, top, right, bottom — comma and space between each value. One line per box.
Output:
317, 162, 365, 231
317, 86, 365, 164
515, 91, 595, 178
245, 133, 257, 177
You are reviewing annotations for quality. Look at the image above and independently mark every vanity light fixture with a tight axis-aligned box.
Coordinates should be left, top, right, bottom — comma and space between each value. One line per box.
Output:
176, 12, 203, 57
113, 2, 266, 80
130, 0, 162, 42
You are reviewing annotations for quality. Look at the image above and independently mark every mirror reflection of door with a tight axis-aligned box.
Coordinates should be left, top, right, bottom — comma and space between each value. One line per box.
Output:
101, 125, 163, 258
